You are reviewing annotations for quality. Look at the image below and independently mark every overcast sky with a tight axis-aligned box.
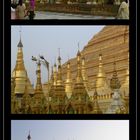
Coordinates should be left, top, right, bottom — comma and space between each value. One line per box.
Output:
11, 26, 104, 85
11, 120, 129, 140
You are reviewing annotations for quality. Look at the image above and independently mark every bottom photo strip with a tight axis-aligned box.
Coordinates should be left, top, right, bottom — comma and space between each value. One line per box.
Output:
11, 120, 129, 140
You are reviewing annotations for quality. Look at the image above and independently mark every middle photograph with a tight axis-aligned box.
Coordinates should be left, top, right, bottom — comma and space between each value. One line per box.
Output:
11, 25, 129, 114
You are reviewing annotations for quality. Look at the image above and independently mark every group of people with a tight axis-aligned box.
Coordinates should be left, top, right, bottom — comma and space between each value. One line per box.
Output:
11, 0, 35, 20
11, 0, 129, 20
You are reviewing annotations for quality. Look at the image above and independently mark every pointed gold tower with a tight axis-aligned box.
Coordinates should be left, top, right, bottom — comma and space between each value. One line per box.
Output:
35, 61, 43, 94
65, 60, 72, 99
76, 50, 83, 83
12, 38, 27, 94
95, 53, 111, 95
70, 49, 90, 114
32, 60, 47, 114
50, 49, 67, 114
56, 53, 63, 86
47, 63, 58, 113
11, 35, 34, 113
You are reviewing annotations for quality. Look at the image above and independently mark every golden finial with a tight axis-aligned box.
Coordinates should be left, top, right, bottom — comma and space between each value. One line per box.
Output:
27, 130, 31, 140
32, 56, 43, 93
58, 48, 61, 65
97, 51, 104, 76
17, 26, 23, 48
77, 43, 81, 62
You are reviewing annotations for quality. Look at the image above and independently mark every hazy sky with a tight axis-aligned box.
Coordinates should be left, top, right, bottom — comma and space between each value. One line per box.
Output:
11, 120, 129, 140
11, 26, 104, 85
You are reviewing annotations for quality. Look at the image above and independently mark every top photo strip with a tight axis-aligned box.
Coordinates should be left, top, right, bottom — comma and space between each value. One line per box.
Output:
11, 0, 129, 20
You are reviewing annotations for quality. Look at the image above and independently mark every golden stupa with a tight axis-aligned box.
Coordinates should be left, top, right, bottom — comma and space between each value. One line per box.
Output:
11, 25, 129, 114
11, 36, 34, 113
31, 60, 47, 114
11, 37, 34, 95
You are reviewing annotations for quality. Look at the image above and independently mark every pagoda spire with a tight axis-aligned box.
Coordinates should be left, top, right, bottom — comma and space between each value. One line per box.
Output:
76, 49, 83, 83
57, 48, 63, 86
70, 48, 90, 114
35, 60, 43, 93
50, 49, 67, 114
27, 131, 31, 140
95, 52, 110, 96
11, 30, 34, 101
32, 57, 46, 114
97, 53, 106, 78
15, 28, 25, 71
58, 48, 61, 66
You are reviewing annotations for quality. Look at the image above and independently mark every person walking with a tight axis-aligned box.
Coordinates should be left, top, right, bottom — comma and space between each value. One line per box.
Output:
16, 0, 26, 19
